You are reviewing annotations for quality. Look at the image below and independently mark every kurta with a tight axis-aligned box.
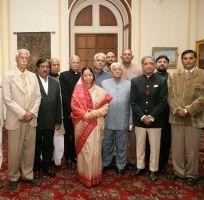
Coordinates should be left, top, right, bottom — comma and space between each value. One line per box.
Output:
101, 77, 132, 130
93, 70, 112, 87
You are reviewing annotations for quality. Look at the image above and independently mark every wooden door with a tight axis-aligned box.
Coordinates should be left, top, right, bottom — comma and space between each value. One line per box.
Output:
75, 34, 117, 71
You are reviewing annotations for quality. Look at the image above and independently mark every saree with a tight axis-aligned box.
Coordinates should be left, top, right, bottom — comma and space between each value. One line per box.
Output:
71, 78, 112, 187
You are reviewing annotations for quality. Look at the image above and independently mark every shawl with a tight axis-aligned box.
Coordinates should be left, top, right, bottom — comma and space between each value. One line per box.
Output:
71, 77, 112, 155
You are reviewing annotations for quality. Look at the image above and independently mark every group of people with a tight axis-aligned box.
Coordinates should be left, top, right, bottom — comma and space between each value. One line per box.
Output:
0, 48, 204, 190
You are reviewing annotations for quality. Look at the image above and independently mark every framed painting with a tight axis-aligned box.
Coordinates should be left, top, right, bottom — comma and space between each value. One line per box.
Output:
195, 39, 204, 69
152, 47, 178, 69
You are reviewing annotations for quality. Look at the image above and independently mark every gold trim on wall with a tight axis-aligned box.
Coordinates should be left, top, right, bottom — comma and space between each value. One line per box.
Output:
8, 0, 11, 71
0, 0, 4, 75
195, 39, 204, 69
58, 0, 62, 71
187, 0, 191, 49
138, 0, 142, 66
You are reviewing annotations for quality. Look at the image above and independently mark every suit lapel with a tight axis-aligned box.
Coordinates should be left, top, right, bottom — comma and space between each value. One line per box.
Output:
37, 74, 47, 95
11, 69, 24, 92
48, 77, 53, 95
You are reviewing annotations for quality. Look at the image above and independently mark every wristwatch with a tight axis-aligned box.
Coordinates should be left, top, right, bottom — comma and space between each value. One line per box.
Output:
184, 108, 188, 114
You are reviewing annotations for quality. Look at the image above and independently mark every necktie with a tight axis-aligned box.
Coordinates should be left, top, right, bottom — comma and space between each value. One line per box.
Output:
21, 73, 30, 110
186, 71, 191, 76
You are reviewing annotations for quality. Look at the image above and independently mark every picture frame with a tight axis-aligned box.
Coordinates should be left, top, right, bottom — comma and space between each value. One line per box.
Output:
152, 47, 178, 69
195, 39, 204, 69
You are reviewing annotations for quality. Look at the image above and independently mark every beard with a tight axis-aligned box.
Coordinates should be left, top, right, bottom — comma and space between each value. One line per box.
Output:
157, 66, 167, 72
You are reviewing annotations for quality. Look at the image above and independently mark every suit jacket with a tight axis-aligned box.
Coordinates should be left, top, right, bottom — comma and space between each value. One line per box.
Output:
168, 67, 204, 128
37, 75, 62, 130
60, 70, 80, 118
2, 69, 41, 130
101, 77, 132, 130
0, 75, 3, 126
130, 73, 167, 128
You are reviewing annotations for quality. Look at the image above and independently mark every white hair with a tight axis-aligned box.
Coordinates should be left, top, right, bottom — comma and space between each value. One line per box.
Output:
110, 62, 123, 70
70, 55, 80, 62
15, 49, 30, 58
94, 53, 106, 61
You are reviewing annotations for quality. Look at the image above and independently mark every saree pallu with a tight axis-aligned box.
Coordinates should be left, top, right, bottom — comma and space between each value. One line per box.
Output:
71, 80, 112, 187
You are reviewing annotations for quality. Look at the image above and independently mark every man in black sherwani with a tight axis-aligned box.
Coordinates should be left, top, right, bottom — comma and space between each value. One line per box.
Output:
130, 56, 167, 182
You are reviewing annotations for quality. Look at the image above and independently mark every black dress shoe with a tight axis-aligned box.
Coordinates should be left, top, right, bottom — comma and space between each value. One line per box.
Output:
167, 172, 180, 180
117, 169, 124, 177
9, 181, 18, 190
186, 177, 197, 186
42, 168, 56, 177
103, 166, 111, 172
199, 148, 204, 153
128, 163, 135, 169
150, 171, 158, 182
131, 168, 145, 176
34, 170, 40, 179
201, 174, 204, 180
22, 179, 40, 186
66, 159, 72, 167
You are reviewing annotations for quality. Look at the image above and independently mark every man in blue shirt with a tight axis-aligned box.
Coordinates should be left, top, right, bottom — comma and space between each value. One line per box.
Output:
93, 53, 112, 87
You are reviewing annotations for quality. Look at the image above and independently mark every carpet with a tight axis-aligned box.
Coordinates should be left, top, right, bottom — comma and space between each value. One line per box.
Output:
0, 130, 204, 200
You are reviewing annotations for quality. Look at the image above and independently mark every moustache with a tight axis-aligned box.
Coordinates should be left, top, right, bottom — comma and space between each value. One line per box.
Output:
21, 62, 27, 65
43, 71, 47, 73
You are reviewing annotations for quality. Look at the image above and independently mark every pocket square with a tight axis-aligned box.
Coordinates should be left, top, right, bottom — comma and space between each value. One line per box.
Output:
153, 84, 158, 87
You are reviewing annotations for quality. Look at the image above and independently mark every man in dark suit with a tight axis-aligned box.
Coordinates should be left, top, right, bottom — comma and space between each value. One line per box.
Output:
60, 55, 80, 167
146, 55, 171, 172
34, 58, 62, 179
130, 56, 167, 182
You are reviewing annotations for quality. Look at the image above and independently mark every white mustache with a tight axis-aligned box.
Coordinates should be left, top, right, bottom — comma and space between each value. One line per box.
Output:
21, 62, 27, 64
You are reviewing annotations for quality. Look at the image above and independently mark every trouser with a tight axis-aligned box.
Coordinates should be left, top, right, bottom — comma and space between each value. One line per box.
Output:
146, 122, 171, 169
136, 127, 161, 172
127, 128, 136, 164
34, 129, 55, 170
171, 125, 200, 178
103, 129, 128, 170
63, 117, 76, 160
8, 123, 36, 181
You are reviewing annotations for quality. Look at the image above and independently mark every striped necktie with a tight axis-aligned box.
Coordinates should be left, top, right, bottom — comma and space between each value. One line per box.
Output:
21, 73, 30, 110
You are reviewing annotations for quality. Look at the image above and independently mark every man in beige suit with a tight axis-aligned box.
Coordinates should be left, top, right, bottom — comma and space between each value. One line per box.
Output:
167, 49, 204, 186
2, 49, 41, 190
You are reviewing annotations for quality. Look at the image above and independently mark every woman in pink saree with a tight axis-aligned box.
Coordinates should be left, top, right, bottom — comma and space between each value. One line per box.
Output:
71, 67, 112, 187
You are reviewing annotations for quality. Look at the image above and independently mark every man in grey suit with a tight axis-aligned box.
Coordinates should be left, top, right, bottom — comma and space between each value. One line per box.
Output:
101, 62, 132, 176
2, 49, 41, 190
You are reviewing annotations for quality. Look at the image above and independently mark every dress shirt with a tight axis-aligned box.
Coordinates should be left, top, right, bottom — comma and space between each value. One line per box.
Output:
38, 75, 48, 95
185, 67, 195, 75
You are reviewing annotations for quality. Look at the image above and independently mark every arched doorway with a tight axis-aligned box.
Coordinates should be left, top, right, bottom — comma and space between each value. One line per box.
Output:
69, 0, 131, 70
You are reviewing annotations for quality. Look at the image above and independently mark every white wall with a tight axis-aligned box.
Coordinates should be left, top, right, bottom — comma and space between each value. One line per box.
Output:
131, 0, 204, 73
1, 0, 204, 74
